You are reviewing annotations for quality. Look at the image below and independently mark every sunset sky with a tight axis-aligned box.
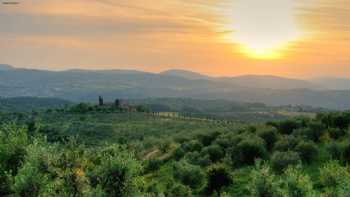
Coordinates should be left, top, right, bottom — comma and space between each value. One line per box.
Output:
0, 0, 349, 78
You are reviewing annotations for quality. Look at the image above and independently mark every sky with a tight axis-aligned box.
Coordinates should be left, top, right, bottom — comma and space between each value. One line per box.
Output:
0, 0, 349, 78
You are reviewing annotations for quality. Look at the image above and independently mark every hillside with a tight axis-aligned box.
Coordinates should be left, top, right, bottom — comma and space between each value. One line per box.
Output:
1, 65, 350, 109
0, 97, 71, 112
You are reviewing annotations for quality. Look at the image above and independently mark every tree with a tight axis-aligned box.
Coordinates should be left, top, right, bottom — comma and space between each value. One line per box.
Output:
281, 167, 317, 197
115, 99, 120, 108
98, 96, 104, 106
257, 127, 279, 151
206, 165, 232, 195
295, 141, 318, 164
271, 151, 301, 173
91, 145, 142, 197
230, 136, 267, 166
173, 161, 207, 191
249, 161, 282, 197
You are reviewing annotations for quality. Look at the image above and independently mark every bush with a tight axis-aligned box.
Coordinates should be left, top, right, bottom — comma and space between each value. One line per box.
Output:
173, 147, 186, 160
0, 125, 29, 174
230, 136, 267, 166
166, 183, 192, 197
197, 132, 220, 146
182, 140, 203, 152
173, 161, 207, 191
326, 142, 343, 160
248, 161, 281, 197
274, 135, 299, 152
257, 127, 279, 151
307, 121, 326, 142
271, 151, 301, 173
295, 141, 318, 164
206, 165, 232, 195
342, 143, 350, 164
91, 145, 142, 197
185, 151, 211, 167
145, 158, 162, 172
278, 120, 300, 135
281, 167, 317, 197
328, 128, 346, 140
12, 162, 48, 197
201, 144, 225, 163
319, 161, 350, 196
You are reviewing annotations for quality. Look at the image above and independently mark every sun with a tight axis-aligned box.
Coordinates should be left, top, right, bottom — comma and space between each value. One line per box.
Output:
222, 0, 302, 59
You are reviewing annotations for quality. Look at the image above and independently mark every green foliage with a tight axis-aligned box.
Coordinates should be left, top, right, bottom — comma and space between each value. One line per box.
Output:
173, 160, 207, 191
319, 161, 350, 196
201, 144, 225, 163
0, 124, 29, 174
3, 104, 350, 196
274, 135, 299, 152
295, 141, 318, 164
230, 135, 267, 166
257, 127, 279, 151
271, 151, 301, 173
248, 161, 282, 197
280, 167, 317, 197
326, 142, 343, 160
206, 165, 232, 195
277, 120, 301, 135
328, 128, 346, 140
90, 145, 142, 197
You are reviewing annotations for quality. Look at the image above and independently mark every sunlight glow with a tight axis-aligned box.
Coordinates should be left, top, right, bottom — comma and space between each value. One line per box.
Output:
223, 0, 302, 59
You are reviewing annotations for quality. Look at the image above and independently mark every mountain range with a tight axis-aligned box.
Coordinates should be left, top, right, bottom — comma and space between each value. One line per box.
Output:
1, 64, 350, 109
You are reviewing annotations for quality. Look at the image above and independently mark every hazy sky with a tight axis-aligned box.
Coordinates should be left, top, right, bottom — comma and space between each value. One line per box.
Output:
0, 0, 349, 78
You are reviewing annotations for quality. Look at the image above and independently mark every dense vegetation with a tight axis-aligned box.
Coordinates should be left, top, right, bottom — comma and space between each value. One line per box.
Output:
0, 97, 71, 112
1, 101, 350, 196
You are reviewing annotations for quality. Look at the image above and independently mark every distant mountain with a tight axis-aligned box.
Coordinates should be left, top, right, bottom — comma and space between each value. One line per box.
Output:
1, 65, 350, 109
312, 78, 350, 90
160, 69, 210, 80
218, 75, 321, 90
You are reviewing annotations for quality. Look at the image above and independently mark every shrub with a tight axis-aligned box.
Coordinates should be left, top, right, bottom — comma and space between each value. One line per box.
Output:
12, 162, 48, 197
185, 151, 211, 167
145, 158, 162, 172
257, 127, 279, 151
295, 141, 318, 164
281, 167, 317, 197
173, 147, 185, 160
91, 145, 142, 197
326, 142, 343, 160
248, 161, 281, 197
328, 128, 346, 140
0, 125, 29, 174
230, 136, 267, 166
182, 140, 203, 152
342, 143, 350, 164
271, 151, 301, 173
197, 132, 221, 146
307, 121, 326, 142
278, 120, 300, 135
201, 144, 225, 163
166, 183, 192, 197
319, 161, 350, 196
274, 135, 299, 152
206, 165, 232, 195
173, 161, 207, 191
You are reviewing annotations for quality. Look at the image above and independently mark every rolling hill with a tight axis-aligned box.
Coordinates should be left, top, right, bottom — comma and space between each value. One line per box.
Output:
1, 65, 350, 109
